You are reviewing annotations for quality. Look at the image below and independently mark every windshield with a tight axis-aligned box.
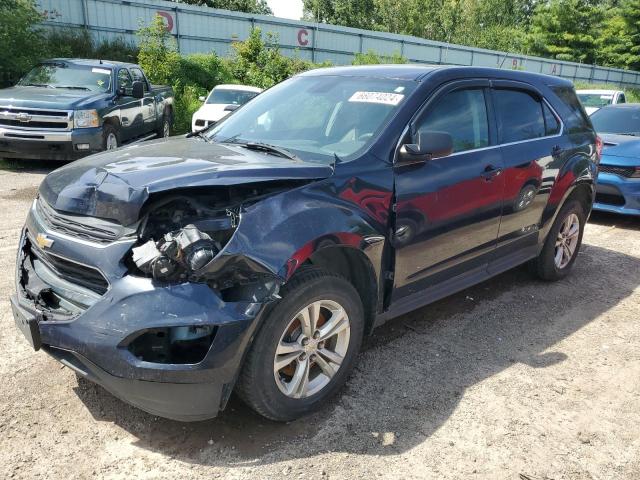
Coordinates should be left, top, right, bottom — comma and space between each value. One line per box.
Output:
19, 63, 112, 92
205, 75, 416, 162
590, 107, 640, 136
577, 93, 613, 109
208, 88, 259, 105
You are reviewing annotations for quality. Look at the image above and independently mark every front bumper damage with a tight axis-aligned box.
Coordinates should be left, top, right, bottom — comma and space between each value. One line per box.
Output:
12, 201, 271, 421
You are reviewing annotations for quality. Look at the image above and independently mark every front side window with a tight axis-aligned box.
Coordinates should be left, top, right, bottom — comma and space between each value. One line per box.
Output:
208, 89, 259, 105
130, 68, 148, 91
118, 69, 132, 90
414, 88, 489, 153
18, 63, 112, 92
206, 76, 417, 161
494, 89, 545, 143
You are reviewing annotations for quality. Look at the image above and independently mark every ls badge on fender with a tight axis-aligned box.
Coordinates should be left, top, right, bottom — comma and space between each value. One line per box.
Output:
36, 233, 54, 249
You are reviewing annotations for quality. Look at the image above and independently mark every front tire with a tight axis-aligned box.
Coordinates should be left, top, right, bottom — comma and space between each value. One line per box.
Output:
102, 124, 119, 151
531, 200, 585, 281
236, 268, 364, 421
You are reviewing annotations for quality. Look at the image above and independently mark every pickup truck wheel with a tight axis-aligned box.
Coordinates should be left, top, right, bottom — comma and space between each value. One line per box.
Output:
102, 125, 119, 150
158, 111, 172, 138
531, 200, 585, 281
236, 267, 364, 421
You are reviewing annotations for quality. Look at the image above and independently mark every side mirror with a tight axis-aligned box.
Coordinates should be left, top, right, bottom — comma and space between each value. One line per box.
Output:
224, 104, 240, 112
117, 86, 126, 96
397, 130, 453, 165
132, 81, 144, 99
198, 96, 206, 102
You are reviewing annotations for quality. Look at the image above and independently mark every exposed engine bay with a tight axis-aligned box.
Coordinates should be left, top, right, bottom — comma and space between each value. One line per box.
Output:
129, 183, 298, 301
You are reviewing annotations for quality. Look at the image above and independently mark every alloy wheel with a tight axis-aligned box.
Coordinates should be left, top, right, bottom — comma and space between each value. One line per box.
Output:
554, 212, 580, 269
273, 299, 351, 399
105, 132, 118, 150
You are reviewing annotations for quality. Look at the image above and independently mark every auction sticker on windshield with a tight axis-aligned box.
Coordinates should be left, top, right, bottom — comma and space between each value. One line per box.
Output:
349, 91, 405, 106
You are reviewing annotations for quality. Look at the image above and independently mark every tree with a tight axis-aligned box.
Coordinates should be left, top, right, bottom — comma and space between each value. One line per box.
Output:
173, 0, 272, 14
525, 0, 603, 64
0, 0, 44, 86
137, 15, 181, 84
597, 0, 640, 70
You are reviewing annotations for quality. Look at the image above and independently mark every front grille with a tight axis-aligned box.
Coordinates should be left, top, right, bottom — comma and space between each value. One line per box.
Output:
595, 192, 626, 206
0, 106, 72, 130
36, 197, 122, 244
598, 164, 637, 178
25, 234, 109, 295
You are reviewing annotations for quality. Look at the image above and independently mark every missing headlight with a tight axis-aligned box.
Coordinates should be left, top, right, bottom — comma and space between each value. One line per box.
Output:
132, 224, 219, 281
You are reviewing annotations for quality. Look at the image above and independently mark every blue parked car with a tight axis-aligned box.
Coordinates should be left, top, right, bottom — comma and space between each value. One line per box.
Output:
590, 104, 640, 215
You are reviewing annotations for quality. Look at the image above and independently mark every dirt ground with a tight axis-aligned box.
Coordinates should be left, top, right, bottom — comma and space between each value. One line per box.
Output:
0, 162, 638, 480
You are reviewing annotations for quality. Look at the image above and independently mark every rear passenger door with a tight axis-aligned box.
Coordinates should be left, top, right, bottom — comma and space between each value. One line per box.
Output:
392, 80, 505, 301
489, 81, 563, 272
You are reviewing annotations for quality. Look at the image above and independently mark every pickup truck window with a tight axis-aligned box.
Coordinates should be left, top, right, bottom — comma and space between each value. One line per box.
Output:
19, 63, 112, 92
206, 76, 417, 161
118, 69, 133, 90
415, 88, 489, 153
130, 68, 148, 92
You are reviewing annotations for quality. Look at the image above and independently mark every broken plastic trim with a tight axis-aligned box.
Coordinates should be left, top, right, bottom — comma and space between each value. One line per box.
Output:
126, 325, 217, 364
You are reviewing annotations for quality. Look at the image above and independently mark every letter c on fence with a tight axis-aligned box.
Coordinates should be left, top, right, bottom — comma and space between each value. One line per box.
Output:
298, 29, 309, 47
157, 11, 174, 33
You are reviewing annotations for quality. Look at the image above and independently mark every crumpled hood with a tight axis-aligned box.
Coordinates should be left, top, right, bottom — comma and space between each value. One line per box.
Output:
0, 86, 110, 110
39, 136, 333, 225
600, 134, 640, 165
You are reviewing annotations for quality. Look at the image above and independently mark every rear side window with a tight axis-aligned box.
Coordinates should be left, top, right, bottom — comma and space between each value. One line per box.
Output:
493, 89, 546, 143
618, 93, 626, 104
551, 86, 592, 134
415, 88, 489, 153
130, 68, 148, 92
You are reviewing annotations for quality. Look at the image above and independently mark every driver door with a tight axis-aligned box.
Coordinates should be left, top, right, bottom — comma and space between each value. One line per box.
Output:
114, 68, 144, 141
392, 80, 505, 302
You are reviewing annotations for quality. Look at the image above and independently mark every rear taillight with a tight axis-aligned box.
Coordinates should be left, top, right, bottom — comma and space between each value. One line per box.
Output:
596, 136, 603, 159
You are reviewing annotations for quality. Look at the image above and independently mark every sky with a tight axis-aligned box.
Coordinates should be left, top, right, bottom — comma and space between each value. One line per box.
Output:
267, 0, 303, 20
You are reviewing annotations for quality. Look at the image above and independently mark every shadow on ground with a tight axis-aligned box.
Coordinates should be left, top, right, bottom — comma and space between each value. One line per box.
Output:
72, 241, 639, 465
589, 210, 640, 231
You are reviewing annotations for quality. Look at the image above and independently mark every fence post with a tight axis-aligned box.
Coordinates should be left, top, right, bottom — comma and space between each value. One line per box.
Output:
80, 0, 89, 30
174, 6, 181, 52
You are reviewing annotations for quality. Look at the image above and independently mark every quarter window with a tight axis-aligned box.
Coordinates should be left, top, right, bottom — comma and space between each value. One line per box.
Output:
494, 89, 546, 143
415, 88, 489, 153
543, 103, 561, 135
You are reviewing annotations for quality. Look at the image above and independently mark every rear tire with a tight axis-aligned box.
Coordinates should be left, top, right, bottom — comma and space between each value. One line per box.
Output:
236, 267, 364, 421
531, 200, 585, 281
157, 110, 172, 138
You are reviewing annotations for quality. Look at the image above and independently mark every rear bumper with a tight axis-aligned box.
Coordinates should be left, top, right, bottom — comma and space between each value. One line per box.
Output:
594, 172, 640, 216
0, 126, 103, 161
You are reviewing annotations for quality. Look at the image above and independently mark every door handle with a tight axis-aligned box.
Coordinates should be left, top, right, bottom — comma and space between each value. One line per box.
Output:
481, 164, 502, 181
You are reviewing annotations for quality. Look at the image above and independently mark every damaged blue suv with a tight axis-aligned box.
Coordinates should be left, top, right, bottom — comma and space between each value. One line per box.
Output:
12, 66, 598, 421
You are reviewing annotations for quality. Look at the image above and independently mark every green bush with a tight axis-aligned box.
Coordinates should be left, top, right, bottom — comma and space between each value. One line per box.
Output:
352, 50, 408, 65
44, 29, 139, 62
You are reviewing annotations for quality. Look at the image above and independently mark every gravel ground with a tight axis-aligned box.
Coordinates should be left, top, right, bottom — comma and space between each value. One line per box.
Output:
0, 162, 639, 480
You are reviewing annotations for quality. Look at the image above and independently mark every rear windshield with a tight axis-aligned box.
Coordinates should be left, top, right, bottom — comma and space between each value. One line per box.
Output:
19, 63, 112, 92
552, 86, 593, 134
590, 107, 640, 136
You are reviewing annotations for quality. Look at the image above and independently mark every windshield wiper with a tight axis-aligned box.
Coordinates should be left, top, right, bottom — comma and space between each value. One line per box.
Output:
240, 142, 300, 161
57, 85, 91, 91
186, 129, 212, 142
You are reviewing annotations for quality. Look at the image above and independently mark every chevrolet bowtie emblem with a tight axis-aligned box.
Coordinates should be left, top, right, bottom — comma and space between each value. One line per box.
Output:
15, 112, 32, 123
36, 233, 54, 249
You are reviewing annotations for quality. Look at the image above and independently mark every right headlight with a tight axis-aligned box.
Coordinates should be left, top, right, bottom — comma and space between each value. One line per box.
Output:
74, 109, 99, 128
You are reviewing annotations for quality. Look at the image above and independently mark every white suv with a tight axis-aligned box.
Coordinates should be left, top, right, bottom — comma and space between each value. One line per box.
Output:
577, 89, 626, 115
191, 84, 262, 132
